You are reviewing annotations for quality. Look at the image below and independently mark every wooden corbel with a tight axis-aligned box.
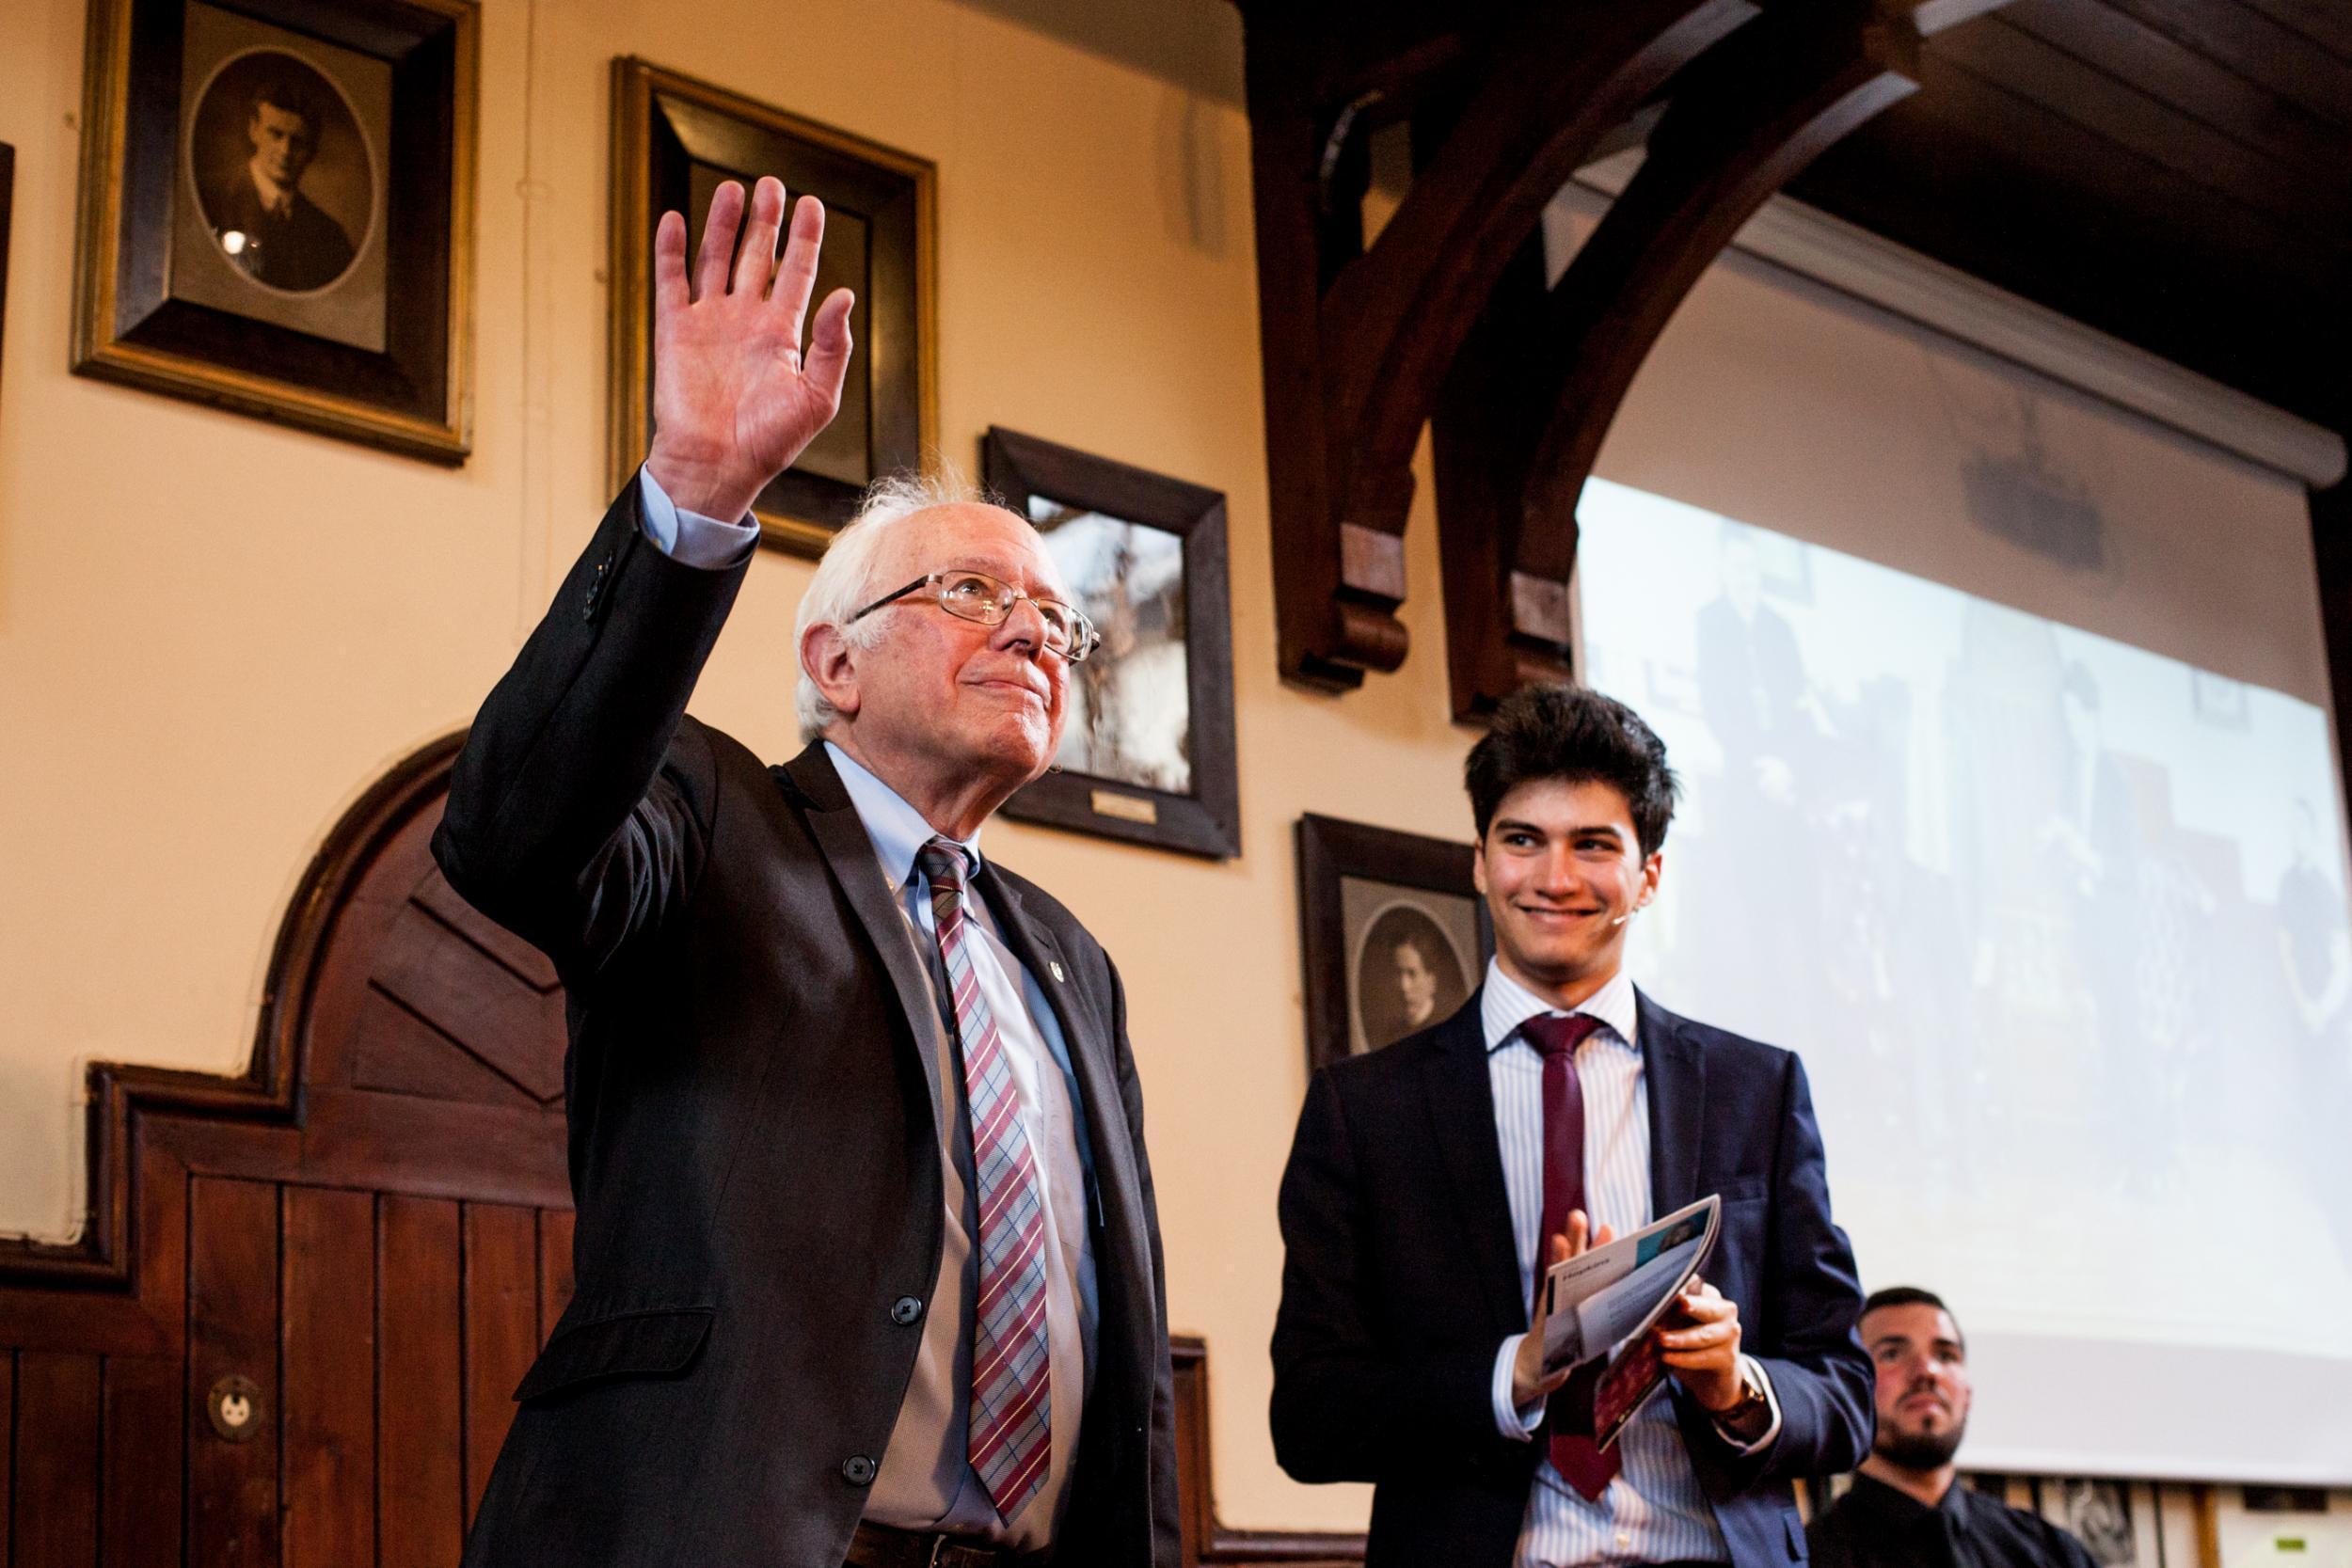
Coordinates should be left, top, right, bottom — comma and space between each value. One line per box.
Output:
1433, 0, 1923, 719
1240, 0, 1759, 690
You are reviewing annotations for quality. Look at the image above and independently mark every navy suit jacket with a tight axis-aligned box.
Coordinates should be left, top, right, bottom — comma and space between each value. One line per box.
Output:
1271, 987, 1871, 1567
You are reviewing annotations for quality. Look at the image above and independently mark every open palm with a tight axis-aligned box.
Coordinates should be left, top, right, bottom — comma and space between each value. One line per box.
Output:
644, 177, 855, 522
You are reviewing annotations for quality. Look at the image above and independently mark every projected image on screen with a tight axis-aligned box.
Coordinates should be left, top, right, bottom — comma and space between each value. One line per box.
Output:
1576, 479, 2352, 1398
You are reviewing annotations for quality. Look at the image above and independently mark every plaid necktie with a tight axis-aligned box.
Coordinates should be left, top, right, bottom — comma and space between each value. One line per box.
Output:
916, 840, 1052, 1522
1520, 1012, 1620, 1500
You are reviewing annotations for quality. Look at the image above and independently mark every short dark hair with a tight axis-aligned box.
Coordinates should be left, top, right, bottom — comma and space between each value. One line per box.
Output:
1465, 685, 1679, 856
1861, 1285, 1964, 1348
249, 68, 324, 133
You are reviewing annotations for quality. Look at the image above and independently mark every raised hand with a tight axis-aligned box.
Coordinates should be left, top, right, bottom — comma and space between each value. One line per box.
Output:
644, 176, 855, 522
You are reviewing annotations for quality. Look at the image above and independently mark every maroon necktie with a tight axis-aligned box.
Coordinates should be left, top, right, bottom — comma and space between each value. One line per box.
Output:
1519, 1012, 1620, 1500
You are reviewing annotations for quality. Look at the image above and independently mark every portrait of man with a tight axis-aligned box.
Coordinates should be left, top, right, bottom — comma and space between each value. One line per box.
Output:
192, 53, 363, 293
191, 52, 367, 293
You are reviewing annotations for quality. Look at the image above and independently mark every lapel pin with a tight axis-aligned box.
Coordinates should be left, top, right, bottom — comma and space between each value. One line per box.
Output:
1048, 961, 1066, 984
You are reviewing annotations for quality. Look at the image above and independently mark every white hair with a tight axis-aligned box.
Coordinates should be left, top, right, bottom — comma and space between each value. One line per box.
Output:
793, 468, 1000, 741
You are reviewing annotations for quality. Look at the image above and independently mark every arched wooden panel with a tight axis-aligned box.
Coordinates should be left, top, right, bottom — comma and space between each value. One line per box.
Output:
0, 734, 574, 1566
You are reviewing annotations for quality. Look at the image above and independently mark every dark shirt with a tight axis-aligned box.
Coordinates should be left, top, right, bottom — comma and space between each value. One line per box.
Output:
1808, 1474, 2100, 1568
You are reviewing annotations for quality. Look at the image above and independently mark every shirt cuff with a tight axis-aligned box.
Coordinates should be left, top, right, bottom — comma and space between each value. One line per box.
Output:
1710, 1354, 1784, 1454
1491, 1335, 1547, 1441
637, 467, 759, 569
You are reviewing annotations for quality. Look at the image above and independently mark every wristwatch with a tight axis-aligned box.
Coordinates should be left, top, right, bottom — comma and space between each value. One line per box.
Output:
1717, 1360, 1772, 1438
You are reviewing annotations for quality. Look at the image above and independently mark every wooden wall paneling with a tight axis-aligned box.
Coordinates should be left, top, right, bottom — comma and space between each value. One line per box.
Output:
348, 983, 541, 1109
1169, 1338, 1362, 1567
372, 899, 566, 1105
1240, 0, 1757, 691
2233, 0, 2352, 58
281, 1188, 376, 1568
537, 1208, 576, 1339
187, 1177, 281, 1568
2090, 0, 2352, 128
378, 1196, 465, 1568
297, 1089, 568, 1209
101, 1356, 183, 1568
0, 738, 467, 1295
296, 812, 441, 1097
413, 872, 558, 993
461, 1203, 540, 1526
1434, 0, 1922, 718
1930, 15, 2330, 228
13, 1353, 101, 1568
0, 737, 585, 1568
1997, 0, 2346, 182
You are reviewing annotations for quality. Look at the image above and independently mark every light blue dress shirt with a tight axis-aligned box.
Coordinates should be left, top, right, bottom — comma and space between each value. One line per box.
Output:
636, 466, 761, 568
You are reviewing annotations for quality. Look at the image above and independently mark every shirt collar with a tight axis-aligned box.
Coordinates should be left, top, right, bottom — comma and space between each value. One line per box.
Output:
1481, 958, 1639, 1056
246, 161, 294, 216
823, 740, 984, 892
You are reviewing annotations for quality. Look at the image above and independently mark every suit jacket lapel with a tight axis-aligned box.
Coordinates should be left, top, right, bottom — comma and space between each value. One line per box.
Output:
1637, 988, 1705, 1216
778, 744, 946, 1124
1422, 993, 1528, 1330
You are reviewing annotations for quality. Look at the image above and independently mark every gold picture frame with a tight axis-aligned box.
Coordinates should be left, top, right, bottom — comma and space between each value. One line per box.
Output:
70, 0, 477, 462
608, 58, 939, 556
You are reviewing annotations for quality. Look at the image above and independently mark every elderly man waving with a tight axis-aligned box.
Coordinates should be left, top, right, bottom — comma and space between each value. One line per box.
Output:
436, 176, 1178, 1568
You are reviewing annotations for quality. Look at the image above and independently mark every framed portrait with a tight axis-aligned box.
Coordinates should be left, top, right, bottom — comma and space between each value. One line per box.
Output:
1296, 814, 1494, 1069
2039, 1478, 2163, 1567
610, 59, 936, 555
71, 0, 476, 460
1, 142, 14, 405
985, 427, 1239, 859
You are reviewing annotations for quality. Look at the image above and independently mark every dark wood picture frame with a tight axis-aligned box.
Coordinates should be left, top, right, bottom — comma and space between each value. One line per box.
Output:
1296, 814, 1493, 1069
985, 426, 1240, 859
610, 58, 937, 556
1, 142, 14, 410
70, 0, 477, 461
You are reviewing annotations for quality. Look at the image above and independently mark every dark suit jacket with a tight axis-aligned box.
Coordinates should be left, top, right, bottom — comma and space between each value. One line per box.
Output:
433, 483, 1180, 1568
202, 172, 356, 292
1270, 989, 1871, 1567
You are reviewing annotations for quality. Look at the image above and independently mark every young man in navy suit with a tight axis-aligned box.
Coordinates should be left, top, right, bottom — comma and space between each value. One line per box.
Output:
1272, 685, 1871, 1567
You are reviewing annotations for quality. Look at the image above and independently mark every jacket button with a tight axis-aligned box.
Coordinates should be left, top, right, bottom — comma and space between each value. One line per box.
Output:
841, 1454, 878, 1486
890, 1295, 924, 1326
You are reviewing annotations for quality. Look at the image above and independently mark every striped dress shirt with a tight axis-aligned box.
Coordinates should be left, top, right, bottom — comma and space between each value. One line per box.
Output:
1481, 961, 1776, 1567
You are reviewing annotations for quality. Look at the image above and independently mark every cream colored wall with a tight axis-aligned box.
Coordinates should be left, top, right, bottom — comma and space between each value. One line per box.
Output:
1, 0, 2339, 1536
0, 0, 1413, 1531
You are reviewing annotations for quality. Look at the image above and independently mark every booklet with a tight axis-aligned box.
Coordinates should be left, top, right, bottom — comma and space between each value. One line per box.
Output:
1535, 1194, 1721, 1450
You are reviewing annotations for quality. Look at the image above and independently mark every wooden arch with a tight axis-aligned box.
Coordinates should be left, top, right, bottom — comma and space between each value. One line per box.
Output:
1239, 0, 1942, 709
0, 733, 574, 1565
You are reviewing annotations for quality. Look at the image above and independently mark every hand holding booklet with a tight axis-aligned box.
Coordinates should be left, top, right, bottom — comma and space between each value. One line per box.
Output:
1536, 1195, 1721, 1450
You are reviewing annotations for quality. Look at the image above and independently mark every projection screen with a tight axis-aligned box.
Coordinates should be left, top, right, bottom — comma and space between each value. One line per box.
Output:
1575, 475, 2352, 1481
